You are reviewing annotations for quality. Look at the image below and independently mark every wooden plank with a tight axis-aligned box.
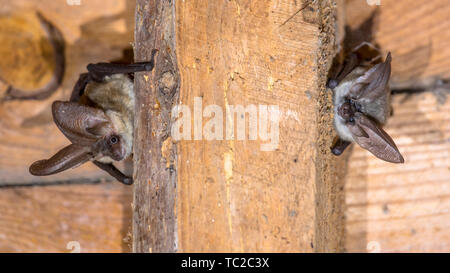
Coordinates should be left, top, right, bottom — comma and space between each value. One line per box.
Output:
133, 0, 346, 252
345, 92, 450, 252
345, 0, 450, 88
0, 183, 132, 253
343, 0, 450, 252
132, 0, 179, 253
0, 0, 136, 185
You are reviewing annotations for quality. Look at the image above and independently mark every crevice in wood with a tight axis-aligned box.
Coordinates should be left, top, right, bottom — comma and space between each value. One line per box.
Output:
0, 178, 108, 189
391, 78, 449, 104
279, 0, 313, 27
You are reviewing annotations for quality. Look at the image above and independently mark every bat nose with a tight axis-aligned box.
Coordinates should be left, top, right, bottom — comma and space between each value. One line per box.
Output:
112, 151, 124, 161
338, 102, 354, 120
111, 146, 127, 161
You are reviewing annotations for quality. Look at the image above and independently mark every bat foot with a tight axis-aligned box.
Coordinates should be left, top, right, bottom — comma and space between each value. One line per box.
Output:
93, 161, 134, 186
144, 49, 158, 71
120, 177, 134, 185
331, 147, 343, 156
144, 63, 154, 71
327, 79, 339, 89
331, 138, 351, 156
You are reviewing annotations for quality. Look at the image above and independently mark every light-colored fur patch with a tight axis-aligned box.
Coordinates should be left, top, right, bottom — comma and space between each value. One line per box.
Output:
85, 74, 134, 161
332, 69, 363, 142
332, 66, 391, 142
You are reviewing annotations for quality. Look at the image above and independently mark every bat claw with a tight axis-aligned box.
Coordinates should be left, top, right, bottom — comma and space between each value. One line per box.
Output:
144, 63, 154, 71
327, 79, 339, 89
121, 177, 133, 185
331, 147, 343, 156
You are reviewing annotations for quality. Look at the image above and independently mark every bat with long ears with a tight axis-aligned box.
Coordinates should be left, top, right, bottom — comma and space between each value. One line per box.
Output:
29, 49, 158, 185
328, 43, 404, 163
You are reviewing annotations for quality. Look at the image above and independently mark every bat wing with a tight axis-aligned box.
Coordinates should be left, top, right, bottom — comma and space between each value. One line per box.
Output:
349, 52, 391, 102
29, 144, 93, 176
348, 112, 404, 163
52, 101, 113, 146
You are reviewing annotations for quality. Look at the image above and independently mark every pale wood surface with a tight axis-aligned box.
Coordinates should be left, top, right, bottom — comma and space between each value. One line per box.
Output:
0, 183, 132, 253
345, 0, 450, 87
345, 92, 450, 252
169, 1, 343, 252
343, 0, 450, 253
134, 0, 346, 252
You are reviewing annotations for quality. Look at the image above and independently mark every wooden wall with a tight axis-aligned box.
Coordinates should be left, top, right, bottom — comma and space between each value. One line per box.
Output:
0, 0, 448, 253
0, 183, 132, 252
344, 0, 450, 252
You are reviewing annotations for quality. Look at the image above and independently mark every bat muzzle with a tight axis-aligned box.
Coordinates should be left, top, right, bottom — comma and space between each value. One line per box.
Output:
338, 101, 356, 121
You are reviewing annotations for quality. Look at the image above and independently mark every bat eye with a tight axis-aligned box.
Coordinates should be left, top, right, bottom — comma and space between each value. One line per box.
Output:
349, 117, 355, 123
109, 135, 120, 145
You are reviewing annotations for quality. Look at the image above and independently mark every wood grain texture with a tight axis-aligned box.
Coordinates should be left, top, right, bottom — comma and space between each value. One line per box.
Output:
0, 183, 132, 253
132, 0, 347, 252
342, 0, 450, 252
0, 0, 136, 185
345, 0, 450, 88
0, 12, 56, 92
0, 1, 135, 253
345, 92, 450, 252
133, 0, 179, 253
172, 0, 344, 252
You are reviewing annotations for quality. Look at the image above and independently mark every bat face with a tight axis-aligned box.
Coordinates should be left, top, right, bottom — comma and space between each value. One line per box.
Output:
52, 99, 132, 162
29, 74, 136, 185
30, 96, 133, 176
28, 52, 157, 185
97, 134, 128, 161
331, 51, 404, 163
83, 74, 135, 162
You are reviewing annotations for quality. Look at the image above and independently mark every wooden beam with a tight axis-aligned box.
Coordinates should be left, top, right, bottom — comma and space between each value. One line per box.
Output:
133, 0, 346, 252
132, 0, 179, 252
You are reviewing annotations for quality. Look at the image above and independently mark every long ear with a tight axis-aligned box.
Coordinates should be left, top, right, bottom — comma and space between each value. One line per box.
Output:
29, 144, 93, 176
348, 112, 404, 163
52, 101, 112, 145
349, 52, 392, 101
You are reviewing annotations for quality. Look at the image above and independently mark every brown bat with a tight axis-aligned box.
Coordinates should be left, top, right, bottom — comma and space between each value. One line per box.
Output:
29, 49, 158, 185
328, 43, 404, 163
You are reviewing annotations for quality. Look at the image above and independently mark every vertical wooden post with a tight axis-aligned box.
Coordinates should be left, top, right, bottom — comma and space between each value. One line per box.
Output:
133, 0, 346, 252
133, 0, 179, 252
